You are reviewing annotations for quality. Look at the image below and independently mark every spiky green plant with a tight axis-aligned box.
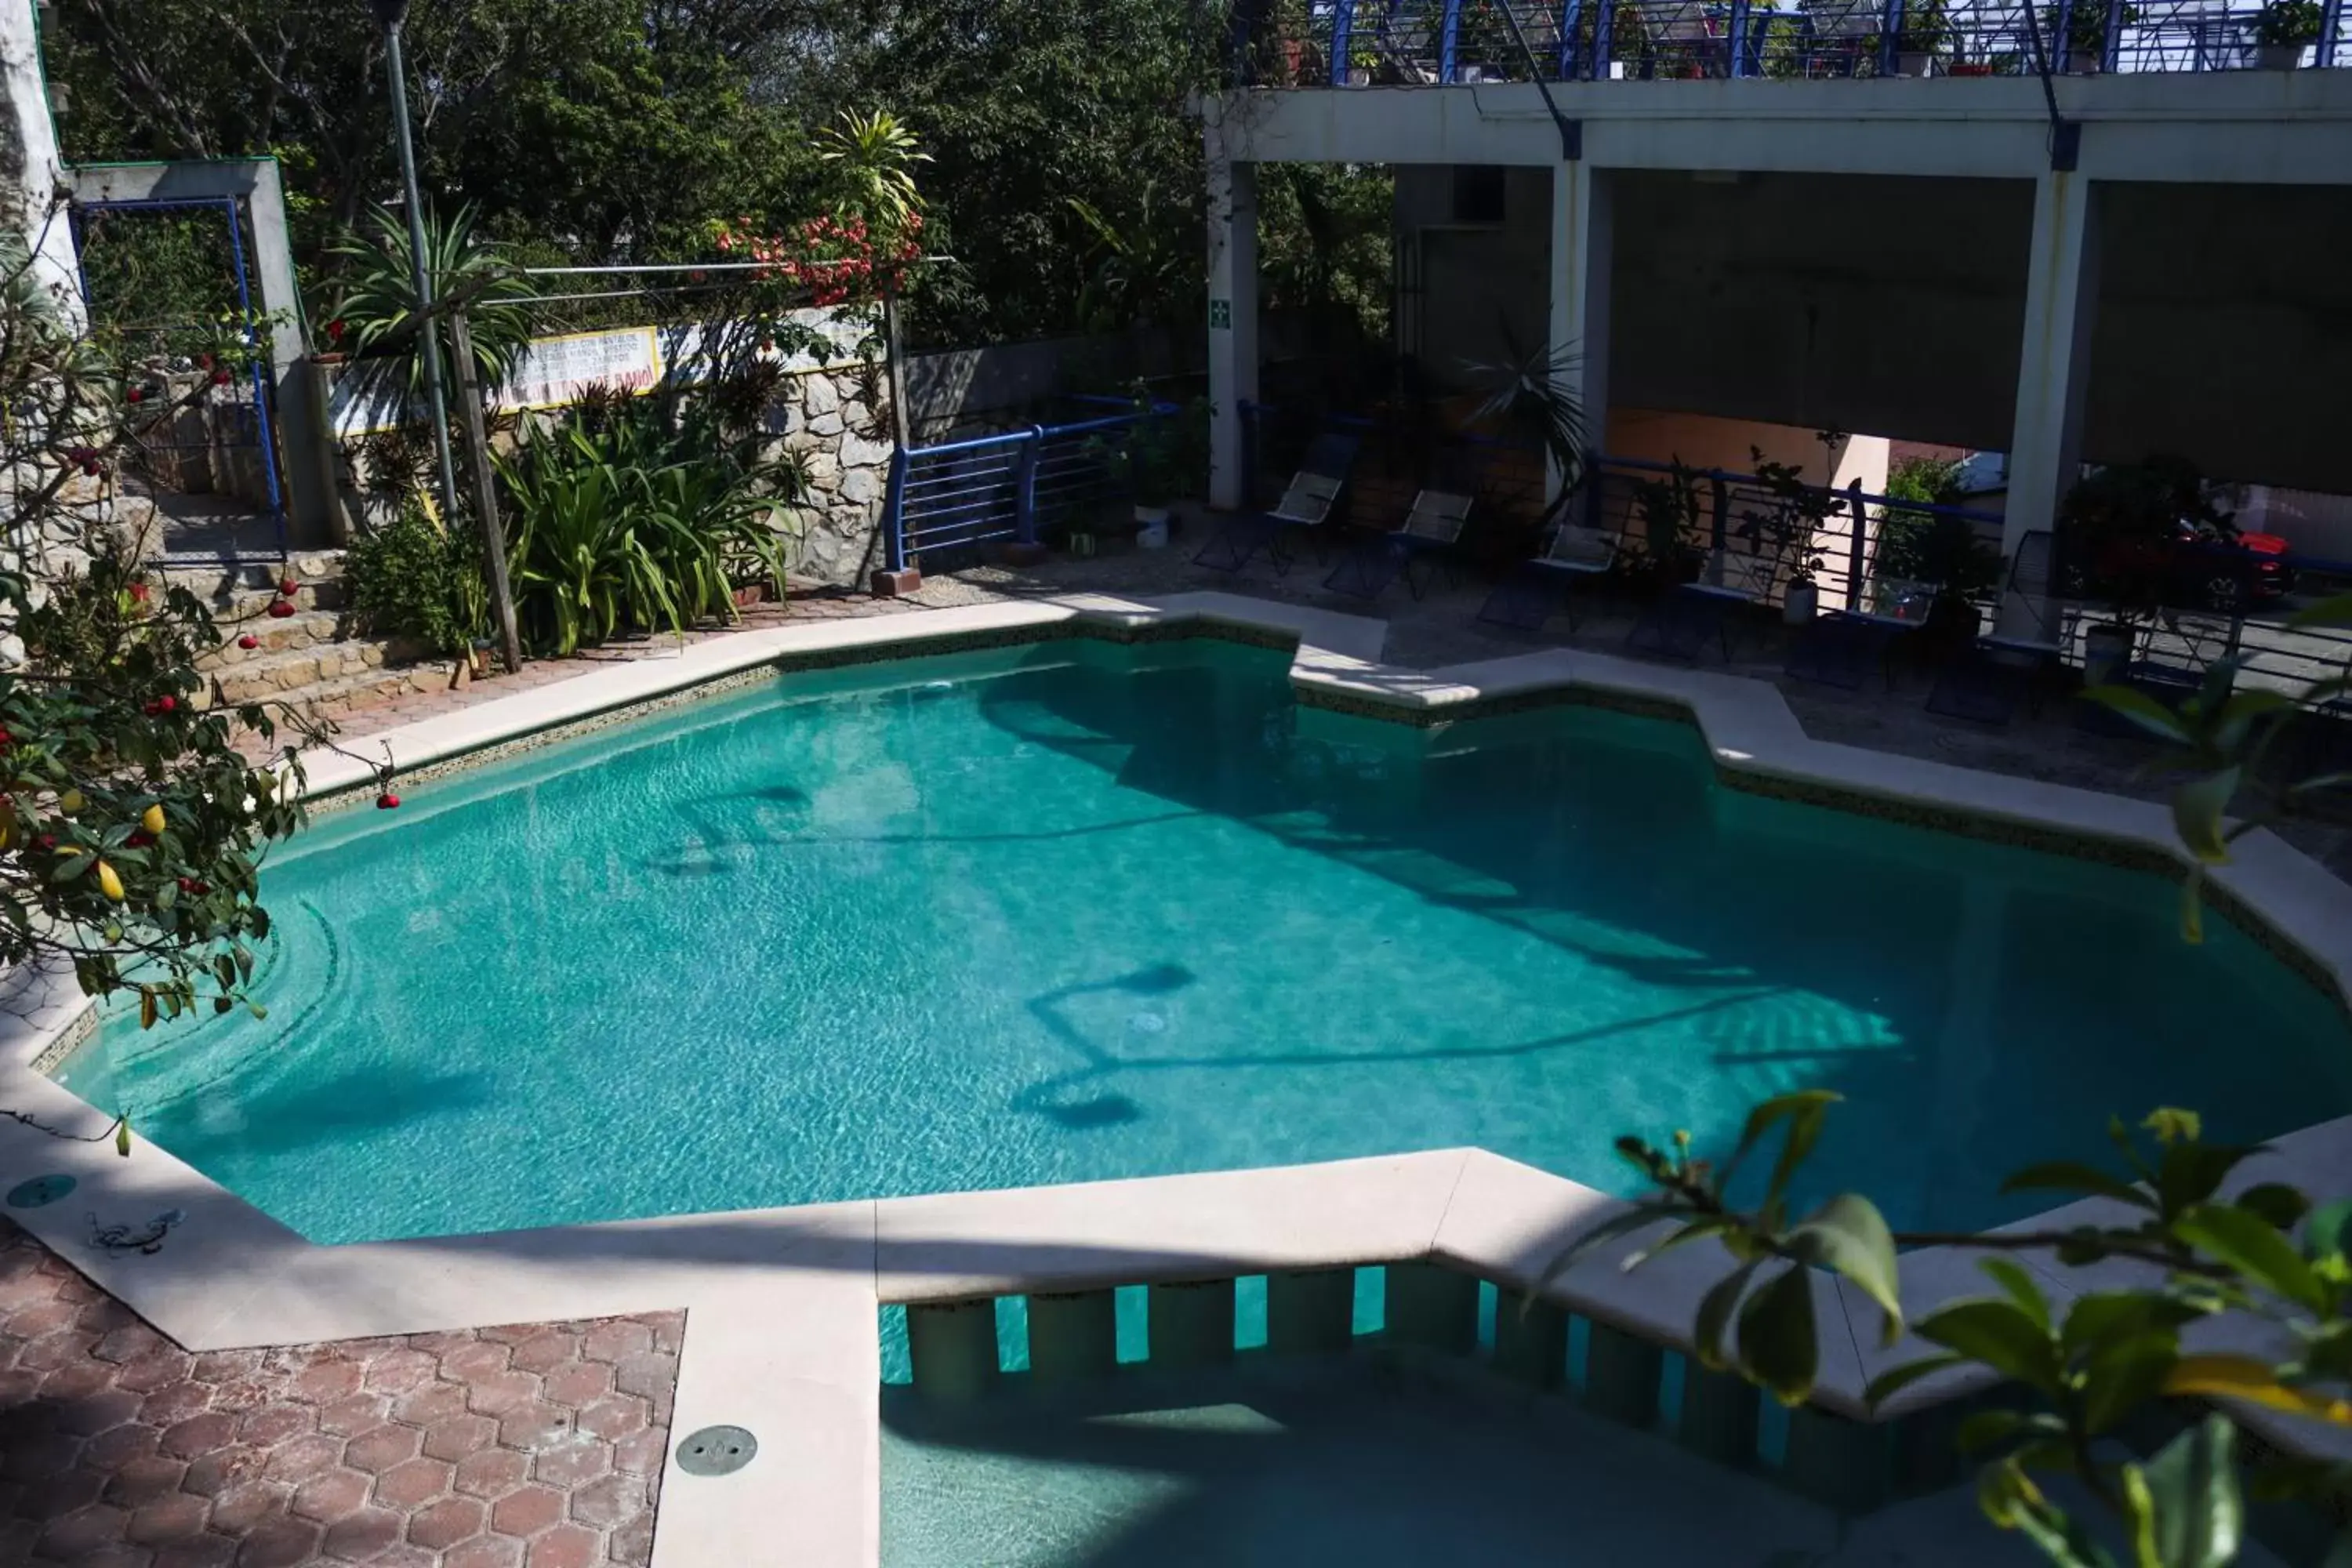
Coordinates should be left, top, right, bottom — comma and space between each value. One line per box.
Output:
326, 205, 535, 398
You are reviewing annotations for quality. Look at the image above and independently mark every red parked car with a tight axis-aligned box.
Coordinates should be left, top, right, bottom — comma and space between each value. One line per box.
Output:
2063, 517, 2295, 613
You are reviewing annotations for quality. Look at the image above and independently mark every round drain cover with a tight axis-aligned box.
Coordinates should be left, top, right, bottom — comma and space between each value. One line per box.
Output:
674, 1425, 758, 1477
6, 1174, 74, 1209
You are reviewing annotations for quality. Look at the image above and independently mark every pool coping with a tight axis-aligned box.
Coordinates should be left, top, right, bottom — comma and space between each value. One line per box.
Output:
1, 587, 2347, 1565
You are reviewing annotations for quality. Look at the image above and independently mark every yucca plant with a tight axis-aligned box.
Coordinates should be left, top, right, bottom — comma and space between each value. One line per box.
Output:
817, 109, 931, 230
327, 205, 535, 398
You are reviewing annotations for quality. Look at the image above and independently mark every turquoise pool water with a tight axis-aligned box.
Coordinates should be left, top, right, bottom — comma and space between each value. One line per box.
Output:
66, 637, 2352, 1243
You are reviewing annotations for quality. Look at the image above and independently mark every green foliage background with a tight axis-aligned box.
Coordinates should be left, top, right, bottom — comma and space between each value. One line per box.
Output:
42, 0, 1392, 352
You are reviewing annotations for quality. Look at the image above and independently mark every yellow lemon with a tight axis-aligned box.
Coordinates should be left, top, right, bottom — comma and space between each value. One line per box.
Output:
140, 804, 165, 837
95, 860, 123, 901
59, 788, 84, 815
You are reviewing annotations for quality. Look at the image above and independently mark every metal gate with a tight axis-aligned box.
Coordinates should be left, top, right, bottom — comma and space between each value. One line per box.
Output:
71, 196, 287, 561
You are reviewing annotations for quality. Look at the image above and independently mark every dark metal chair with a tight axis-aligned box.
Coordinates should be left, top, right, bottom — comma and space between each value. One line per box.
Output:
1927, 530, 2067, 726
1193, 431, 1360, 575
1477, 521, 1622, 633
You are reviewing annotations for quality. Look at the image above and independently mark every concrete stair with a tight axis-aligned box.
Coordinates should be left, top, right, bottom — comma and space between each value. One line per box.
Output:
172, 554, 456, 726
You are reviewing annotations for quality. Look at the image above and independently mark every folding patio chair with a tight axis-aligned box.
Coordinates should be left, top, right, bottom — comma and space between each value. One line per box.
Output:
1628, 544, 1779, 663
1325, 457, 1477, 601
1477, 520, 1621, 633
1785, 574, 1939, 691
1927, 529, 2068, 726
1192, 431, 1360, 575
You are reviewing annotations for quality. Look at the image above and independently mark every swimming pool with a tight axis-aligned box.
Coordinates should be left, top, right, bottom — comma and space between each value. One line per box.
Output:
63, 636, 2352, 1243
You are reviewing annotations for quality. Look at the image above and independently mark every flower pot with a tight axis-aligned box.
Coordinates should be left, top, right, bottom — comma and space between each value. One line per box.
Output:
2257, 41, 2306, 67
1949, 60, 1994, 74
1897, 49, 1935, 74
1135, 505, 1172, 550
1782, 579, 1820, 625
2084, 621, 2136, 686
731, 583, 768, 609
1345, 66, 1373, 85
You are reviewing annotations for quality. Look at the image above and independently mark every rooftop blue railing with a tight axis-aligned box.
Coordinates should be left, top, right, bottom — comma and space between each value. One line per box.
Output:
882, 403, 1173, 571
1232, 0, 2344, 85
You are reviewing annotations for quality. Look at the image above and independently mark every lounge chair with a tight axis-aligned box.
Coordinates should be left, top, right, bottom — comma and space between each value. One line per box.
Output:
1476, 520, 1620, 633
1628, 545, 1779, 663
1325, 468, 1475, 601
1192, 431, 1360, 575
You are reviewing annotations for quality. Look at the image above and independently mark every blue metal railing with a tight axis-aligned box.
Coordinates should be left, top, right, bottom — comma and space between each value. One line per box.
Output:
883, 406, 1171, 569
1232, 0, 2348, 82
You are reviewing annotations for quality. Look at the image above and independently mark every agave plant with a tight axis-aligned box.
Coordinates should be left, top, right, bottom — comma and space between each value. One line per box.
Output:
326, 205, 535, 398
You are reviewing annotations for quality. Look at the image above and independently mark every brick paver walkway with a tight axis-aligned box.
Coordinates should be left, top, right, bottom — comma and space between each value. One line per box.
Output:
0, 1221, 681, 1567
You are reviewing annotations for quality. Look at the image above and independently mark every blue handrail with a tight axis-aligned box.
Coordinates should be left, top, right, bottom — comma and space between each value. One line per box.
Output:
883, 406, 1161, 564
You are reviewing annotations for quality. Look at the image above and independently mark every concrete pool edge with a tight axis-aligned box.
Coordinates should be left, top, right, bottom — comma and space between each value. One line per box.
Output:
0, 589, 2346, 1563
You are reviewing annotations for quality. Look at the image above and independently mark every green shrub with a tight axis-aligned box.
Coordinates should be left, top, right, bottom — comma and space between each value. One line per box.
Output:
494, 397, 797, 658
343, 506, 486, 658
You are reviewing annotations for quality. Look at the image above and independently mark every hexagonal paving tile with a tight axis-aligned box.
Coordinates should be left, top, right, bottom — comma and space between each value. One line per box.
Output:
0, 1218, 681, 1567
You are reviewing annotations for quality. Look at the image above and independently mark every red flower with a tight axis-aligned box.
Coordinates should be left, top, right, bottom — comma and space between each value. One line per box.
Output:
127, 581, 150, 602
327, 318, 347, 341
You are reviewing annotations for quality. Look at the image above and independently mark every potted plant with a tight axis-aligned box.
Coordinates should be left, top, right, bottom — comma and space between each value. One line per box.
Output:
1895, 0, 1950, 74
2254, 0, 2321, 67
1092, 390, 1205, 550
2056, 455, 2231, 683
2039, 0, 2140, 70
1734, 450, 1832, 622
1630, 459, 1707, 593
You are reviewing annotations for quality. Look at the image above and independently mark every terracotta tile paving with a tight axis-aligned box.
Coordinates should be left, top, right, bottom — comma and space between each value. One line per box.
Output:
0, 1219, 681, 1566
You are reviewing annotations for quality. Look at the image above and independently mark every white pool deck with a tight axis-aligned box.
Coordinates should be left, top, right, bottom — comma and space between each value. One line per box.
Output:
2, 589, 2348, 1566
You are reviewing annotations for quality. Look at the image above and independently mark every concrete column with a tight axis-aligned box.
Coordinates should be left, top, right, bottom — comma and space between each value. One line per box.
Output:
1385, 1262, 1479, 1356
0, 0, 82, 326
1148, 1279, 1237, 1369
2000, 171, 2101, 562
1206, 107, 1260, 513
1492, 1292, 1568, 1389
1267, 1268, 1356, 1354
1026, 1290, 1118, 1385
905, 1300, 1000, 1400
1583, 1319, 1664, 1427
1549, 162, 1614, 503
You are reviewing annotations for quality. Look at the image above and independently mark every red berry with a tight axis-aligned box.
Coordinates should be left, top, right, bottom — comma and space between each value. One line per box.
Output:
127, 582, 150, 602
266, 599, 295, 619
126, 832, 149, 848
376, 792, 401, 811
176, 877, 194, 892
81, 461, 98, 477
212, 370, 231, 387
142, 699, 159, 717
238, 633, 259, 650
125, 387, 143, 405
34, 835, 53, 851
156, 695, 176, 713
278, 577, 297, 595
